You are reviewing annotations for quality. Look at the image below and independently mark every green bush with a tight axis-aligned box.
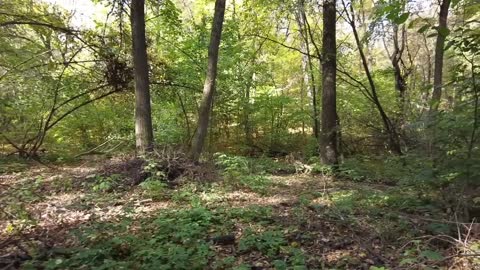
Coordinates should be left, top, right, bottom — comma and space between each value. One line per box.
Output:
214, 153, 250, 178
92, 174, 122, 193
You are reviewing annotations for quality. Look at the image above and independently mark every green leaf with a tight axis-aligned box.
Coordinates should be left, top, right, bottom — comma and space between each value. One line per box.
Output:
369, 266, 387, 270
395, 13, 410, 24
438, 26, 451, 37
444, 40, 455, 51
419, 250, 444, 261
399, 257, 416, 265
273, 260, 287, 270
418, 24, 430, 33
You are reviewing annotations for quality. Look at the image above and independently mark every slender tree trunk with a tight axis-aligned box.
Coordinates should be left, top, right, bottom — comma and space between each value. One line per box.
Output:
298, 31, 316, 137
344, 0, 402, 155
244, 72, 254, 147
420, 33, 433, 117
427, 0, 451, 158
296, 0, 320, 138
300, 52, 307, 135
389, 25, 409, 139
391, 25, 407, 102
429, 0, 451, 113
176, 91, 191, 142
320, 0, 339, 165
190, 0, 226, 162
131, 0, 154, 155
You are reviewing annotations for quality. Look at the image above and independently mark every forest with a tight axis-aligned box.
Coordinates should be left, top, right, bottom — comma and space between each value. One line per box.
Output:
0, 0, 479, 269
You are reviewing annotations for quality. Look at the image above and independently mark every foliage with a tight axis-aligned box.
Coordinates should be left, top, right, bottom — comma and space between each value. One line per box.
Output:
214, 153, 274, 194
238, 229, 287, 257
36, 208, 217, 269
92, 174, 122, 193
238, 174, 273, 194
214, 153, 250, 178
139, 178, 168, 200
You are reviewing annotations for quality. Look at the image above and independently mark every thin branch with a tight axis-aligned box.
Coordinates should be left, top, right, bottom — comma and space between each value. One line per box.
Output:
245, 34, 319, 59
54, 84, 110, 110
46, 89, 122, 130
151, 81, 201, 92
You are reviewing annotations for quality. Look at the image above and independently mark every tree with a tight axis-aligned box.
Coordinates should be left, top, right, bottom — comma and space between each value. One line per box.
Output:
190, 0, 226, 162
131, 0, 154, 154
295, 0, 320, 139
341, 0, 403, 155
0, 0, 130, 158
429, 0, 452, 114
320, 0, 339, 165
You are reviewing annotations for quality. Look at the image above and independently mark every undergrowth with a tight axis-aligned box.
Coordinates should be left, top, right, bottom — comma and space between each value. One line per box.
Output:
2, 154, 479, 269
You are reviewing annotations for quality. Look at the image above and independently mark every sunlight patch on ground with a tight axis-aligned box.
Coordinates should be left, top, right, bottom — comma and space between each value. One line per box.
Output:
222, 190, 296, 207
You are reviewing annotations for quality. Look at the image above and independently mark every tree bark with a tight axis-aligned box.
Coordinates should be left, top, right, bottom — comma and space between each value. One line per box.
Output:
190, 0, 226, 162
131, 0, 154, 155
429, 0, 451, 113
391, 25, 407, 101
320, 0, 339, 165
387, 25, 409, 137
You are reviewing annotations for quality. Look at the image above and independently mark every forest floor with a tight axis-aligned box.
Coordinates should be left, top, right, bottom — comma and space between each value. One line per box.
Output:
0, 157, 478, 269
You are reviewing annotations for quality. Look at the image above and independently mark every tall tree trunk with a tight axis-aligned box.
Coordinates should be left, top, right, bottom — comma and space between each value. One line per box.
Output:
320, 0, 339, 165
427, 0, 451, 158
190, 0, 226, 162
429, 0, 451, 113
131, 0, 154, 155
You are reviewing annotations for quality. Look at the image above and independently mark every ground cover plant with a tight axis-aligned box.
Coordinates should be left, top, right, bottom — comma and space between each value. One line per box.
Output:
1, 0, 479, 269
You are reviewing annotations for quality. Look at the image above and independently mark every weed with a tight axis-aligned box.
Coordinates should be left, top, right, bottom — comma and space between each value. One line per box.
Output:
311, 163, 336, 176
92, 174, 122, 193
239, 229, 287, 257
214, 153, 274, 194
227, 205, 274, 224
38, 208, 225, 269
139, 179, 168, 200
171, 183, 203, 206
239, 174, 273, 195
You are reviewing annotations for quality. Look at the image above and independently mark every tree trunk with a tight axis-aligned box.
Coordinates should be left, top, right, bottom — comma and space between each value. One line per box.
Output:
320, 0, 339, 165
296, 0, 320, 138
391, 25, 407, 102
131, 0, 154, 155
300, 43, 308, 136
244, 73, 254, 148
429, 0, 451, 113
190, 0, 226, 162
389, 25, 409, 138
345, 1, 402, 155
